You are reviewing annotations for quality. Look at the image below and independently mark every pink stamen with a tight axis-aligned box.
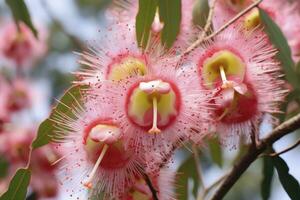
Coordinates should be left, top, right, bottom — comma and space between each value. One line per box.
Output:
83, 144, 109, 189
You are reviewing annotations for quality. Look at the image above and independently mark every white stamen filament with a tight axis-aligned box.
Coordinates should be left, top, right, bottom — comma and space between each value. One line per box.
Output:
148, 97, 161, 134
220, 66, 234, 89
220, 66, 227, 82
83, 144, 109, 189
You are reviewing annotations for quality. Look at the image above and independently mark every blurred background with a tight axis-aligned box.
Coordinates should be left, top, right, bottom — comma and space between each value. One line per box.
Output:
0, 0, 299, 200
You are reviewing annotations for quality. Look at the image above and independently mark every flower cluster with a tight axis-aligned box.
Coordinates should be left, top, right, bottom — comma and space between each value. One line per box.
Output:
0, 20, 58, 199
0, 21, 47, 68
49, 0, 293, 199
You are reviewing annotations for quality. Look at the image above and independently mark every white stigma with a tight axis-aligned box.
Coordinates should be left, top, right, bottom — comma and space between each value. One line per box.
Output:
148, 97, 161, 134
219, 66, 248, 94
83, 144, 109, 189
139, 80, 171, 134
220, 66, 234, 89
139, 80, 171, 94
220, 66, 227, 82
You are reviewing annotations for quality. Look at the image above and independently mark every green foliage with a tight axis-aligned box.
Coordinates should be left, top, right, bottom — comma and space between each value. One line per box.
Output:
272, 156, 300, 200
259, 9, 300, 89
261, 156, 274, 200
193, 0, 210, 28
158, 0, 181, 48
32, 85, 87, 149
207, 136, 223, 167
0, 156, 9, 178
75, 0, 111, 13
5, 0, 37, 38
136, 0, 158, 48
176, 155, 200, 200
0, 168, 31, 200
136, 0, 182, 49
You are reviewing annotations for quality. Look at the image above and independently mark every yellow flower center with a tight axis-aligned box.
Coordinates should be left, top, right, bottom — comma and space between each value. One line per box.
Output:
108, 56, 148, 81
127, 80, 180, 134
244, 8, 261, 29
202, 50, 246, 89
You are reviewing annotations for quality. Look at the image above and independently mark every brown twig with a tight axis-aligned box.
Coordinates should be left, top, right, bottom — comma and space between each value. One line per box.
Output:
210, 113, 300, 200
142, 172, 159, 200
182, 0, 263, 56
183, 0, 217, 55
269, 138, 300, 157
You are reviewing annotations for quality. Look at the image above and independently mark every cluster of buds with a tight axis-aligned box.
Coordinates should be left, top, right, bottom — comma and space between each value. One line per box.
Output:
0, 21, 47, 68
49, 0, 295, 199
0, 76, 35, 131
0, 20, 54, 198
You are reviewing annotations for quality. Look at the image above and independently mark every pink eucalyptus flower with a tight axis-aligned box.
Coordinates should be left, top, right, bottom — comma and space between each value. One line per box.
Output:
0, 21, 47, 68
0, 76, 11, 128
91, 51, 212, 152
51, 92, 144, 199
6, 78, 34, 112
212, 0, 300, 62
186, 27, 287, 145
75, 22, 150, 85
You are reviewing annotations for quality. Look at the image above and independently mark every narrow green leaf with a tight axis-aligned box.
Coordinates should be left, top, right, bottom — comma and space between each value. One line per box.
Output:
0, 156, 9, 178
0, 168, 31, 200
272, 156, 300, 200
136, 0, 158, 48
259, 9, 300, 89
193, 0, 210, 28
296, 62, 300, 75
31, 119, 53, 149
176, 155, 200, 200
261, 156, 274, 200
5, 0, 38, 38
207, 136, 223, 167
32, 85, 87, 149
158, 0, 181, 48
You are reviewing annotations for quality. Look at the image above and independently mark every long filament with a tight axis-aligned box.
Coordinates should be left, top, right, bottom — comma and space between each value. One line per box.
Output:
83, 144, 109, 189
220, 66, 227, 82
148, 97, 161, 134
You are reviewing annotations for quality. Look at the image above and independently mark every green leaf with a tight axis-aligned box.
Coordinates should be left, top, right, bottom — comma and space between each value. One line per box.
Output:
176, 155, 200, 200
193, 0, 210, 28
158, 0, 181, 48
0, 168, 31, 200
261, 156, 274, 200
136, 0, 158, 48
5, 0, 38, 38
296, 62, 300, 75
32, 85, 87, 149
0, 156, 9, 178
207, 136, 223, 167
259, 9, 300, 89
272, 156, 300, 200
